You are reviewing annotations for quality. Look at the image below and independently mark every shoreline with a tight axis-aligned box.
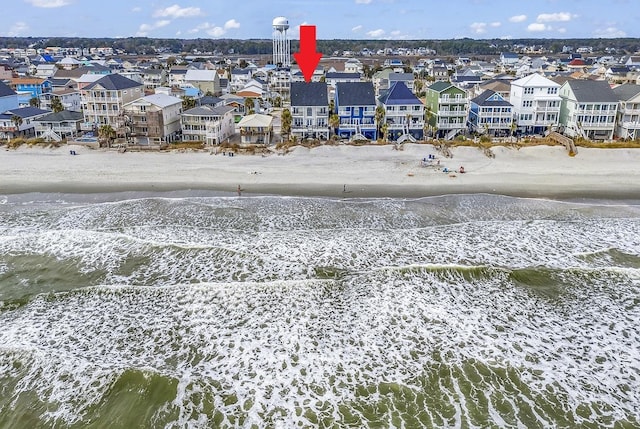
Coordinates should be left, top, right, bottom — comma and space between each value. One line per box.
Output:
2, 143, 640, 201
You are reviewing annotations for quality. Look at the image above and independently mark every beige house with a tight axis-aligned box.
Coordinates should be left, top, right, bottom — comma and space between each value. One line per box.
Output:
184, 70, 221, 96
237, 113, 273, 145
181, 105, 235, 145
123, 93, 183, 144
81, 74, 144, 129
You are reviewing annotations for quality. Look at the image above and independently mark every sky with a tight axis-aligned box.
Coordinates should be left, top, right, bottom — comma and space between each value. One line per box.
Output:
1, 0, 638, 40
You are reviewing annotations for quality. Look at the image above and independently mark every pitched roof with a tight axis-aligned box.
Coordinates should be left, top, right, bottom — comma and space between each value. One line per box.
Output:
471, 90, 512, 107
85, 74, 142, 90
0, 81, 17, 97
427, 81, 452, 93
183, 105, 234, 116
237, 113, 273, 128
1, 107, 50, 118
565, 80, 618, 103
290, 82, 328, 107
388, 73, 413, 82
612, 84, 640, 101
378, 81, 422, 106
335, 82, 375, 106
200, 96, 223, 106
512, 73, 559, 88
325, 72, 361, 79
185, 69, 218, 81
138, 93, 182, 108
33, 110, 84, 122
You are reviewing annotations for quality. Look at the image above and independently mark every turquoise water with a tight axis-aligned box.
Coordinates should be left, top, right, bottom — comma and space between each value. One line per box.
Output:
0, 193, 639, 428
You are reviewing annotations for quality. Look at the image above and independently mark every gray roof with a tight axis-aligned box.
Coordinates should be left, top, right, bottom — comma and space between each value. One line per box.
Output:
335, 82, 375, 107
0, 107, 50, 119
389, 73, 413, 82
566, 80, 618, 103
290, 82, 328, 107
471, 90, 512, 107
183, 105, 234, 116
33, 110, 84, 122
85, 74, 142, 91
612, 84, 640, 101
0, 81, 16, 97
325, 72, 360, 79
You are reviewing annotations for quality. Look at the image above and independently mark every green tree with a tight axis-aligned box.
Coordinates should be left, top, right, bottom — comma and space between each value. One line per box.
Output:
51, 97, 64, 113
375, 105, 385, 139
182, 96, 196, 110
29, 97, 40, 108
328, 99, 335, 114
244, 97, 254, 114
281, 108, 292, 140
273, 96, 282, 108
10, 115, 23, 136
98, 124, 116, 148
329, 113, 340, 139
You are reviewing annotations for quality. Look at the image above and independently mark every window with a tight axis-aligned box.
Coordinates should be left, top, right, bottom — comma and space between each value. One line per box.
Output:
523, 100, 533, 108
547, 87, 558, 94
307, 108, 312, 116
524, 88, 534, 95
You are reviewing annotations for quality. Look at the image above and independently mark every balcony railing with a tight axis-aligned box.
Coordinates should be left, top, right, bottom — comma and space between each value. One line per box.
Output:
439, 110, 467, 117
439, 97, 468, 104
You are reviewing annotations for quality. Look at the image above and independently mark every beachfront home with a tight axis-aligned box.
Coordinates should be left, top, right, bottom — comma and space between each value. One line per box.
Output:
559, 80, 618, 140
468, 90, 514, 137
612, 84, 640, 140
334, 82, 377, 141
181, 105, 235, 145
81, 73, 144, 130
0, 107, 50, 139
0, 81, 19, 113
39, 88, 82, 112
290, 82, 329, 140
510, 73, 561, 134
424, 81, 469, 140
237, 113, 273, 145
123, 93, 183, 144
378, 81, 424, 142
33, 110, 84, 141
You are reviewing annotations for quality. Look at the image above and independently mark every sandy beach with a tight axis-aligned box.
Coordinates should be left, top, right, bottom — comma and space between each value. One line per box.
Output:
2, 143, 640, 199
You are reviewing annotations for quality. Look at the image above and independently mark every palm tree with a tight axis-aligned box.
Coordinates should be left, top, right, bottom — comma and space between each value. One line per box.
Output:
98, 124, 116, 148
424, 106, 434, 138
51, 97, 64, 113
280, 108, 292, 141
29, 97, 40, 108
329, 113, 340, 139
381, 122, 389, 143
10, 115, 23, 137
182, 96, 196, 111
375, 105, 385, 140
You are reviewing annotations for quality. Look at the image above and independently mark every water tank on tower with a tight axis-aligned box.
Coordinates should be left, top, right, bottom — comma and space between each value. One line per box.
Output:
272, 17, 291, 67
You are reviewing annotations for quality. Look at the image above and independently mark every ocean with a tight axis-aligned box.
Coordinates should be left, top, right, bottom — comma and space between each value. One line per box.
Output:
0, 192, 639, 428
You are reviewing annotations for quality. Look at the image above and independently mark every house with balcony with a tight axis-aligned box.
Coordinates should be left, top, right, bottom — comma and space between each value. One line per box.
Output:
123, 93, 183, 144
237, 113, 273, 145
510, 73, 561, 134
290, 82, 329, 140
378, 81, 424, 142
469, 90, 514, 137
425, 81, 469, 140
0, 81, 19, 113
0, 106, 50, 138
334, 82, 377, 141
39, 88, 82, 112
230, 68, 252, 92
612, 84, 640, 140
559, 80, 618, 140
33, 110, 84, 141
81, 73, 144, 130
181, 105, 235, 145
141, 68, 167, 91
10, 77, 52, 106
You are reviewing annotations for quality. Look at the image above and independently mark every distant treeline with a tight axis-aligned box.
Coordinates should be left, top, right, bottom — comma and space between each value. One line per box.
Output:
1, 36, 639, 57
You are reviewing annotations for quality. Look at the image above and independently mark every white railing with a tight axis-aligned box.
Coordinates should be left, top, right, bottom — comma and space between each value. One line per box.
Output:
439, 97, 468, 104
439, 110, 467, 117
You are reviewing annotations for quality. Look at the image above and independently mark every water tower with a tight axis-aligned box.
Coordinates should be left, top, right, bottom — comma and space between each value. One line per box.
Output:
272, 17, 291, 67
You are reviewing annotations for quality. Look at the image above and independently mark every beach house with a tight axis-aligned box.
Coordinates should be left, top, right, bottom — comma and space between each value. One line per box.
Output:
469, 90, 514, 137
559, 80, 618, 140
0, 107, 50, 139
378, 81, 424, 142
289, 82, 329, 140
334, 82, 377, 141
33, 110, 84, 141
424, 81, 469, 140
0, 81, 19, 113
123, 93, 183, 144
510, 73, 561, 135
612, 84, 640, 140
181, 105, 235, 145
81, 74, 144, 130
237, 113, 273, 145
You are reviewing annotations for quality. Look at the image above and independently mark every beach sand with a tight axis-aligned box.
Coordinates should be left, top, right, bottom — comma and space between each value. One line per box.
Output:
2, 143, 640, 199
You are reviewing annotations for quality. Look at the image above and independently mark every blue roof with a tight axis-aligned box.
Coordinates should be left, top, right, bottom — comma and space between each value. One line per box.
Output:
378, 81, 422, 106
0, 107, 50, 119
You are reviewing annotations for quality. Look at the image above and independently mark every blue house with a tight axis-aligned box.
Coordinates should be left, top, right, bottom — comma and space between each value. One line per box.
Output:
378, 81, 424, 142
469, 90, 513, 137
0, 81, 19, 113
334, 82, 377, 141
12, 77, 52, 106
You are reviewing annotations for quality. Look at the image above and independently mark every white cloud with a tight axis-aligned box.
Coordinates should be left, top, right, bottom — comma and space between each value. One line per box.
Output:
536, 12, 575, 22
594, 27, 627, 38
355, 0, 372, 3
509, 14, 527, 23
4, 21, 29, 36
136, 20, 171, 36
557, 27, 567, 34
527, 23, 550, 32
131, 6, 141, 12
224, 19, 240, 30
490, 22, 501, 27
470, 22, 487, 34
366, 29, 385, 38
153, 4, 204, 19
24, 0, 70, 7
352, 25, 363, 32
187, 20, 239, 37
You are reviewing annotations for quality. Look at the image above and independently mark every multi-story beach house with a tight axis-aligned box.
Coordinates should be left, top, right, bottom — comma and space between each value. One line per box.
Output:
184, 70, 221, 96
81, 74, 144, 130
378, 81, 424, 142
181, 105, 235, 145
141, 68, 167, 91
334, 82, 377, 141
0, 107, 50, 139
33, 110, 84, 140
10, 77, 52, 106
39, 88, 82, 112
559, 80, 618, 140
237, 113, 273, 145
230, 69, 252, 93
123, 93, 183, 144
468, 90, 514, 137
289, 82, 329, 140
611, 84, 640, 140
0, 81, 19, 113
424, 81, 469, 140
510, 73, 561, 134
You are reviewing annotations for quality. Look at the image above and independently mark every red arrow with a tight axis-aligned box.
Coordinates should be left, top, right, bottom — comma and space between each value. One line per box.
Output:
293, 25, 322, 83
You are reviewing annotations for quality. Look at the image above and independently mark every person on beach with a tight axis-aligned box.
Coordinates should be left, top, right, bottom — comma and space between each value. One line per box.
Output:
237, 185, 242, 196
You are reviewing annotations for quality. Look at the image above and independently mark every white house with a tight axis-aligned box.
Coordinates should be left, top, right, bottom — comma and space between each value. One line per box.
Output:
289, 82, 329, 140
510, 73, 562, 134
181, 105, 235, 145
